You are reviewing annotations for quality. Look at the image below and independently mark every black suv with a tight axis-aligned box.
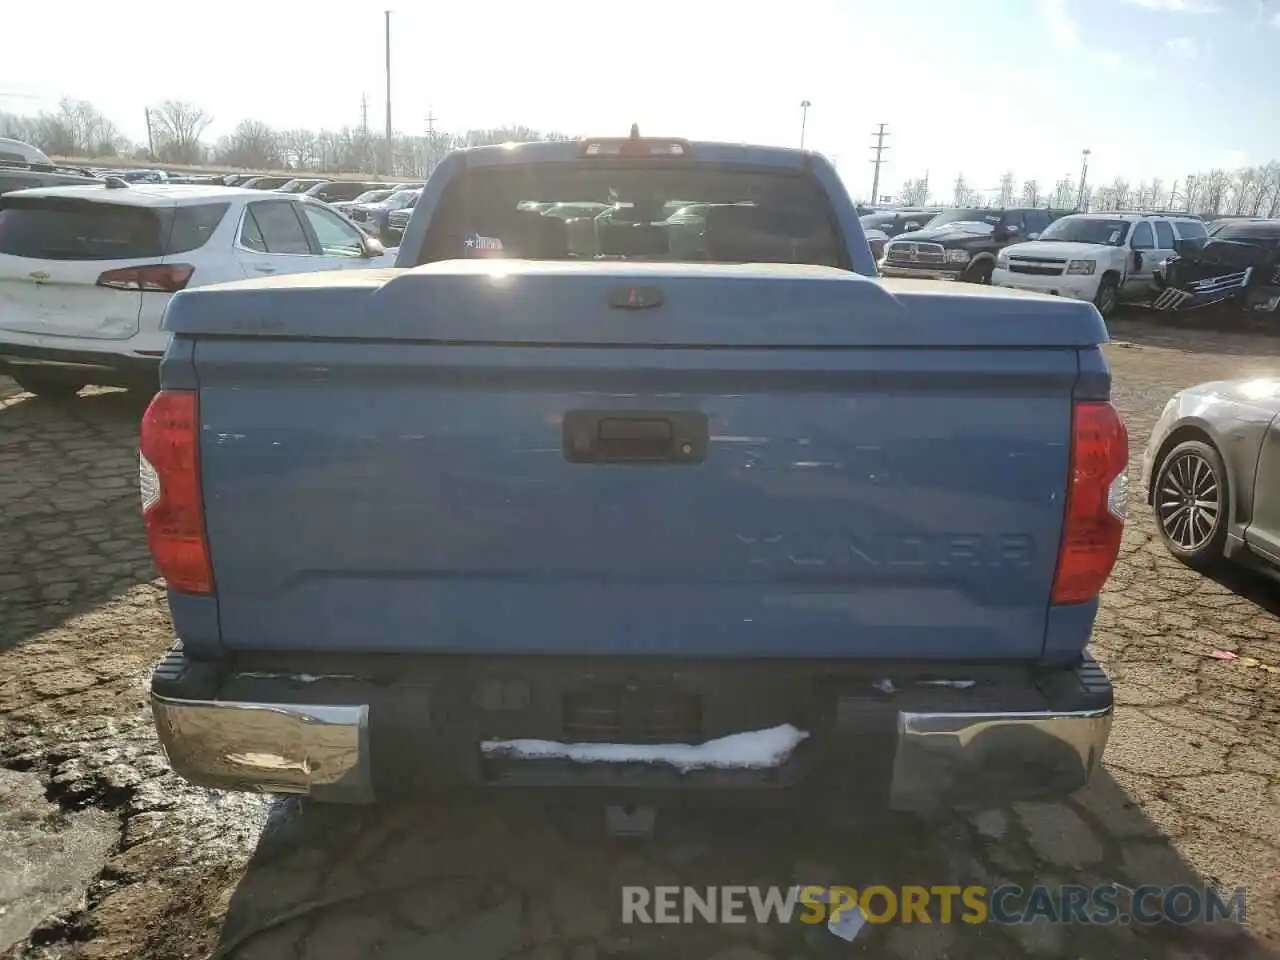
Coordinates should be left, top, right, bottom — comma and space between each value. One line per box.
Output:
879, 206, 1075, 284
0, 160, 101, 196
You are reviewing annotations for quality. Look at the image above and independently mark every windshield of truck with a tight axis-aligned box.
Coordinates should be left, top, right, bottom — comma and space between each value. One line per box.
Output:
860, 213, 899, 229
416, 162, 844, 267
925, 208, 1001, 227
1038, 216, 1131, 246
386, 190, 419, 209
353, 189, 393, 204
1213, 225, 1280, 249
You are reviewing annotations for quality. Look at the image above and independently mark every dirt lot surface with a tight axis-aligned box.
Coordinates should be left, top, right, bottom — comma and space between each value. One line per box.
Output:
1, 315, 1278, 960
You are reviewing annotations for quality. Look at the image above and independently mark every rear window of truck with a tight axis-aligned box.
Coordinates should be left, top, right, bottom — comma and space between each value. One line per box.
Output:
414, 163, 846, 269
0, 198, 229, 260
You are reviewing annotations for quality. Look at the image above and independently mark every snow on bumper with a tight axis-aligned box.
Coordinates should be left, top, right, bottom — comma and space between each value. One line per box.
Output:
479, 724, 810, 773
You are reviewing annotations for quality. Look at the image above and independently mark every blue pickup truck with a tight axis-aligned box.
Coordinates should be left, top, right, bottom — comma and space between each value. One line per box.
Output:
142, 132, 1127, 814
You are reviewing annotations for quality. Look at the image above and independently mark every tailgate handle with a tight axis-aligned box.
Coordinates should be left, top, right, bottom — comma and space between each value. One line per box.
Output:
598, 417, 671, 442
563, 410, 708, 465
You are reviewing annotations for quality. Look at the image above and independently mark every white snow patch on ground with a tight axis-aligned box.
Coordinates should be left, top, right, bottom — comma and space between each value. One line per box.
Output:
479, 723, 809, 772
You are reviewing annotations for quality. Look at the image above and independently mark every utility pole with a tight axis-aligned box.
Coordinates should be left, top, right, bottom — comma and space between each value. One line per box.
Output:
360, 94, 369, 137
869, 123, 889, 206
424, 105, 437, 175
384, 10, 393, 176
144, 107, 155, 160
1076, 148, 1091, 211
799, 101, 811, 150
1167, 179, 1179, 209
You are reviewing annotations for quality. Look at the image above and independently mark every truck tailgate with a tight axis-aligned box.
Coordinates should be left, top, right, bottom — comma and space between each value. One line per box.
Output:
175, 263, 1104, 659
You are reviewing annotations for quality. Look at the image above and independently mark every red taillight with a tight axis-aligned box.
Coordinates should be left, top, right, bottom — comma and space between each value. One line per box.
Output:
1052, 401, 1129, 605
139, 390, 213, 594
98, 263, 194, 293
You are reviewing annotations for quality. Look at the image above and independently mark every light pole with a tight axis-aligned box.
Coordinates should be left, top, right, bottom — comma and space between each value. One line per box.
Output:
384, 10, 393, 176
799, 100, 811, 150
1077, 148, 1091, 211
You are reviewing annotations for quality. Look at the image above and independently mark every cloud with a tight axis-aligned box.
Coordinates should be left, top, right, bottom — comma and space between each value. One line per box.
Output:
1123, 0, 1219, 10
1043, 0, 1081, 48
1045, 0, 1145, 68
1165, 36, 1200, 57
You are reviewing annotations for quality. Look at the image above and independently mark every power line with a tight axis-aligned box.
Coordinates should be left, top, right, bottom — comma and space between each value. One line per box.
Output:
1077, 148, 1091, 210
425, 104, 437, 173
869, 123, 889, 205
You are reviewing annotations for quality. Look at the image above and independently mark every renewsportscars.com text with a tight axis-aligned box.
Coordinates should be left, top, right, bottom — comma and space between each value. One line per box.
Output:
621, 884, 1246, 927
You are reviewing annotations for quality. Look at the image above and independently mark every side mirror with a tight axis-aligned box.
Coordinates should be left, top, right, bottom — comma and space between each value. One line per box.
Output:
361, 235, 385, 258
904, 221, 920, 230
1027, 232, 1041, 240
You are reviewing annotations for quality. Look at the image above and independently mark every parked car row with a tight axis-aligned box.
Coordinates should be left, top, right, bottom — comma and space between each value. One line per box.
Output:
861, 197, 1280, 322
0, 180, 395, 398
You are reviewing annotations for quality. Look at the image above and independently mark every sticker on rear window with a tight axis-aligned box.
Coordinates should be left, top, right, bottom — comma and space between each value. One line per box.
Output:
464, 233, 504, 253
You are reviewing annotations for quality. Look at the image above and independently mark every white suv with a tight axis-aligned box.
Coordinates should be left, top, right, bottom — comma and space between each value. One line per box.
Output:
0, 183, 394, 397
991, 212, 1209, 317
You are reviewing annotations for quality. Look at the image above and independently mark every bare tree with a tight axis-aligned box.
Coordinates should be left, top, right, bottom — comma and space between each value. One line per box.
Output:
1259, 162, 1280, 217
1228, 167, 1263, 216
1109, 177, 1130, 211
1020, 179, 1040, 207
1052, 176, 1075, 209
1196, 169, 1230, 217
280, 128, 318, 170
899, 177, 930, 206
151, 100, 212, 164
216, 119, 282, 169
1148, 177, 1165, 210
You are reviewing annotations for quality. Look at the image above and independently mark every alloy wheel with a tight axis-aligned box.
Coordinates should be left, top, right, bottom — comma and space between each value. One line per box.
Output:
1156, 452, 1221, 551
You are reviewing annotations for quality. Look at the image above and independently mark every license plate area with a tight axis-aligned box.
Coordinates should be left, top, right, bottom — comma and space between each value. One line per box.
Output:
563, 683, 703, 743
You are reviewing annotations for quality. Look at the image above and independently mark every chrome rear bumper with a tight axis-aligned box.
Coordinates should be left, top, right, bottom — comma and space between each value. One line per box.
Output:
888, 706, 1111, 811
151, 694, 373, 802
151, 678, 1111, 809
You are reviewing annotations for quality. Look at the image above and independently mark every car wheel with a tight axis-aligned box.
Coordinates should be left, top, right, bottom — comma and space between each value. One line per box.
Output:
1152, 439, 1229, 569
965, 260, 994, 285
1093, 276, 1120, 318
11, 371, 87, 400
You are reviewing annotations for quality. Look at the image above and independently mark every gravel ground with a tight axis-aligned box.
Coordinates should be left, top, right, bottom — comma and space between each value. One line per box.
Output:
1, 314, 1278, 960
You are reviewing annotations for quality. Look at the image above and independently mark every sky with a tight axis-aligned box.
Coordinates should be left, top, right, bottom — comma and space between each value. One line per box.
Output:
2, 0, 1278, 202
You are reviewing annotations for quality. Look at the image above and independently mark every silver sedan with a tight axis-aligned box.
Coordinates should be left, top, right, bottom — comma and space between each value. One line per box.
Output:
1142, 378, 1280, 570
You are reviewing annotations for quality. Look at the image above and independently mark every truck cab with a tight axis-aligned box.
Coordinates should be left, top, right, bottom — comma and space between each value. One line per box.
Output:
993, 212, 1209, 317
